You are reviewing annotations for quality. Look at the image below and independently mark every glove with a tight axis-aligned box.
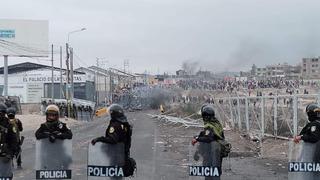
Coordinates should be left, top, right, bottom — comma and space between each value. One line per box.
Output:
293, 136, 301, 144
49, 135, 56, 143
91, 137, 103, 145
53, 131, 63, 139
191, 138, 198, 146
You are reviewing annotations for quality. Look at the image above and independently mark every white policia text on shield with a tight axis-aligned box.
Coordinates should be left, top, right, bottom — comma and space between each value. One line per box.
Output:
87, 142, 125, 180
189, 141, 222, 180
35, 139, 72, 179
288, 141, 320, 180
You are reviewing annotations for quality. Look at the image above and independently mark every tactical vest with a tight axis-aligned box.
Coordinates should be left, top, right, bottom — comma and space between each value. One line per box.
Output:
9, 119, 20, 142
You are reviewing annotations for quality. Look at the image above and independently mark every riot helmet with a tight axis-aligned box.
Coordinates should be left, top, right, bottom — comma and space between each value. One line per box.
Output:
7, 107, 16, 119
45, 104, 60, 121
201, 105, 215, 122
306, 103, 320, 121
108, 104, 127, 123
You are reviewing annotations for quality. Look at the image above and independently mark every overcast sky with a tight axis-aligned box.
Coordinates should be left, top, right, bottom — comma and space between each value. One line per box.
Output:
1, 0, 320, 74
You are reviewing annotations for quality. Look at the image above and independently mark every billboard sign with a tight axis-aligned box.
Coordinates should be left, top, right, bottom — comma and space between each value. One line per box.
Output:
0, 30, 15, 38
0, 19, 49, 57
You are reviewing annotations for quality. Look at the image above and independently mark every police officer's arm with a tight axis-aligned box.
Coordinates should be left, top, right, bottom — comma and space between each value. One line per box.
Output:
17, 119, 23, 132
56, 123, 73, 139
96, 125, 122, 144
35, 124, 50, 139
6, 124, 18, 156
196, 130, 215, 143
300, 123, 320, 143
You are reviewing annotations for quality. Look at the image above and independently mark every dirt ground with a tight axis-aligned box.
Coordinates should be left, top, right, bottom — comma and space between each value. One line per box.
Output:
153, 115, 289, 179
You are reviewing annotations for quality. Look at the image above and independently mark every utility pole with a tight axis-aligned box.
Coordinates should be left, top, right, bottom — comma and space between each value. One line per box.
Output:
109, 69, 113, 103
96, 59, 99, 105
124, 59, 129, 73
96, 57, 108, 105
60, 46, 63, 99
51, 44, 54, 100
66, 43, 70, 117
70, 47, 74, 100
3, 55, 8, 96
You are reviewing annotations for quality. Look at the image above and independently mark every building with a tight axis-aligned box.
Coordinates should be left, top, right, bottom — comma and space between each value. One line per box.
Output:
302, 57, 320, 79
76, 66, 135, 104
176, 69, 187, 77
0, 62, 94, 103
250, 63, 301, 80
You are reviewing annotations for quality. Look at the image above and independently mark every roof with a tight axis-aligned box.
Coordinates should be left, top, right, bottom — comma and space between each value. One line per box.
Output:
89, 66, 135, 77
0, 62, 84, 74
75, 67, 109, 76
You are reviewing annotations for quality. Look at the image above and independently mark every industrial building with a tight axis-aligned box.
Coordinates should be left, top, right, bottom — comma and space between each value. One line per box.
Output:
0, 62, 94, 103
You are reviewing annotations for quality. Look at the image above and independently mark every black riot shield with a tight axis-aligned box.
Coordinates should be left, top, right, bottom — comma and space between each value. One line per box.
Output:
35, 139, 72, 179
0, 157, 13, 179
189, 141, 222, 180
288, 141, 320, 180
87, 142, 125, 180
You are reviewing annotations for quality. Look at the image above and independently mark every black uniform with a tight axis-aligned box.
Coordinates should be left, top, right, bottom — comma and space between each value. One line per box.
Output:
0, 116, 18, 159
299, 120, 320, 143
196, 126, 225, 143
35, 121, 72, 141
94, 119, 132, 159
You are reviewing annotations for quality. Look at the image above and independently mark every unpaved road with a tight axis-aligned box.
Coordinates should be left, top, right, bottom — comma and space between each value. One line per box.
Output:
13, 111, 287, 180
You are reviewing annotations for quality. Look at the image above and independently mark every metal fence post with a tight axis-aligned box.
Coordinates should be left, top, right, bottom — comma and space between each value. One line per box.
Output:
228, 98, 234, 127
245, 97, 249, 133
237, 97, 241, 130
273, 96, 278, 137
261, 97, 265, 137
293, 95, 298, 136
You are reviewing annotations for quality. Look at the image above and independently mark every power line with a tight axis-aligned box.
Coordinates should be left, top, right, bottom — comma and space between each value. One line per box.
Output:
0, 40, 60, 55
73, 52, 90, 67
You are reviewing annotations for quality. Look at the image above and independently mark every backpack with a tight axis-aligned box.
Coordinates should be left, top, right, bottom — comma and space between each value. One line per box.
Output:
217, 139, 232, 158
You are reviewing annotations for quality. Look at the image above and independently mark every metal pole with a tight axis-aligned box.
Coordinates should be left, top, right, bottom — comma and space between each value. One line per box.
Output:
66, 43, 70, 117
228, 98, 234, 128
273, 96, 278, 137
245, 97, 249, 133
60, 46, 63, 99
109, 69, 113, 103
261, 97, 265, 137
237, 97, 241, 130
3, 55, 8, 96
70, 47, 74, 99
51, 44, 54, 100
105, 70, 107, 104
293, 95, 298, 136
96, 59, 99, 104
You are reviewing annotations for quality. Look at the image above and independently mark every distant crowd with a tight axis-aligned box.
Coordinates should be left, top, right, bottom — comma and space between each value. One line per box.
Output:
177, 79, 318, 93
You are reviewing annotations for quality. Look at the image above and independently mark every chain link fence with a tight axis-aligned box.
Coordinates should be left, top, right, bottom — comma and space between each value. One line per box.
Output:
213, 94, 318, 139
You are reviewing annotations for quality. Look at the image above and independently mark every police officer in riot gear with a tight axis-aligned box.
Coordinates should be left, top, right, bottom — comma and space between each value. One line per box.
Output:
91, 104, 132, 158
192, 105, 225, 144
294, 103, 320, 144
7, 107, 23, 169
35, 104, 73, 142
191, 105, 226, 178
91, 104, 135, 176
0, 103, 18, 164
